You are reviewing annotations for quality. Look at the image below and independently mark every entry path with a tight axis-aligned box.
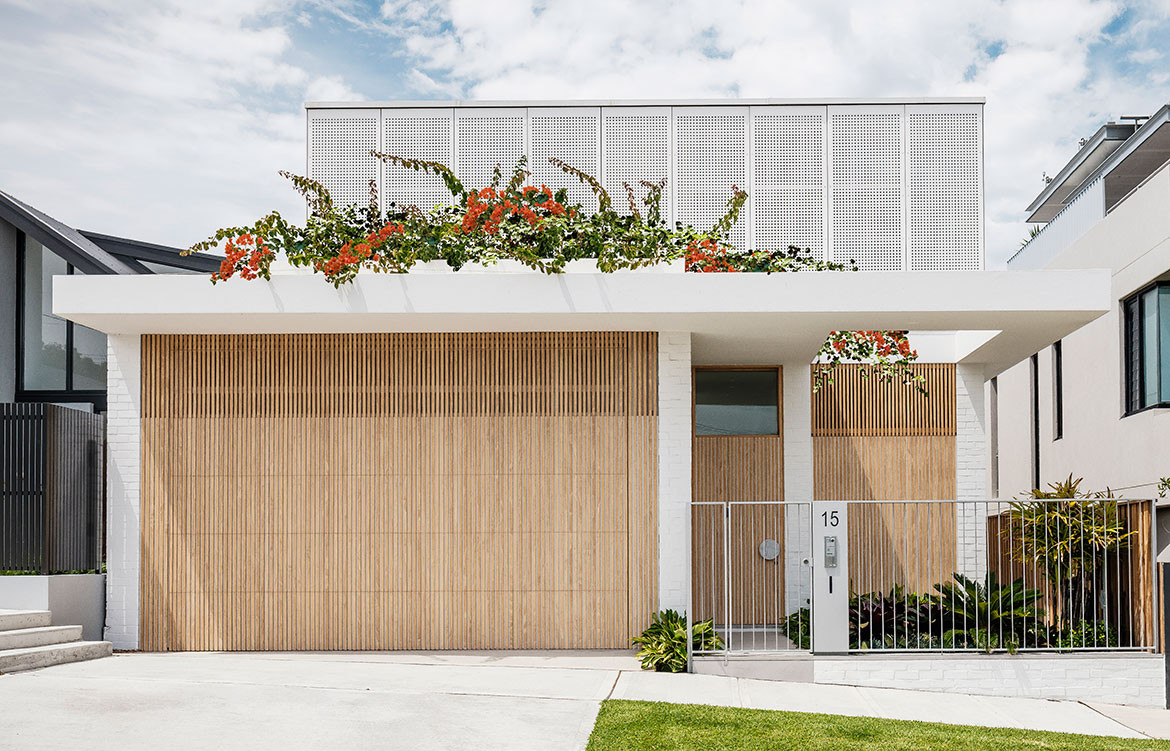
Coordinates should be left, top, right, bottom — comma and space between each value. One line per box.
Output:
0, 651, 1165, 749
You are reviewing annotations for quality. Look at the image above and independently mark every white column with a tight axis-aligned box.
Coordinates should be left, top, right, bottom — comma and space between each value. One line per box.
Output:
657, 331, 692, 613
955, 363, 989, 579
104, 334, 141, 649
782, 362, 814, 614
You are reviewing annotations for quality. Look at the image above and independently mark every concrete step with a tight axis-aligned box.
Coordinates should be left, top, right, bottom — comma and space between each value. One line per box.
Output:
0, 640, 112, 674
0, 610, 52, 632
0, 625, 82, 651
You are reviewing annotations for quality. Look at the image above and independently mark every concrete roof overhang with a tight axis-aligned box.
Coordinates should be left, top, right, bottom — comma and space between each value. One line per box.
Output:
54, 269, 1110, 378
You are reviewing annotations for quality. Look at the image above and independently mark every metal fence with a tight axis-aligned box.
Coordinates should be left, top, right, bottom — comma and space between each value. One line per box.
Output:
0, 403, 104, 573
691, 498, 1158, 655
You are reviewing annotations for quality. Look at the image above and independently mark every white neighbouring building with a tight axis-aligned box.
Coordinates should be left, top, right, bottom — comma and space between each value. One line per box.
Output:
996, 103, 1170, 499
49, 98, 1166, 707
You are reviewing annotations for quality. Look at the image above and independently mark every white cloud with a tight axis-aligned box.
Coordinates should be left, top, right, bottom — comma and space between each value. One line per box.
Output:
0, 0, 1166, 266
377, 0, 1169, 266
0, 0, 362, 246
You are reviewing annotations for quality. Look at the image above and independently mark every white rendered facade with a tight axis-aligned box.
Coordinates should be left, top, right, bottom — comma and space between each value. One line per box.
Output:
998, 105, 1170, 498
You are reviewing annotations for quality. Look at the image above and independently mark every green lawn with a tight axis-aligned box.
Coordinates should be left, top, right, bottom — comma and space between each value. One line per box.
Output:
586, 700, 1170, 751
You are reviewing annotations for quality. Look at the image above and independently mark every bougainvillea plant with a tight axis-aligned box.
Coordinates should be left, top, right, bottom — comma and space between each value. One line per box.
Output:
186, 154, 923, 392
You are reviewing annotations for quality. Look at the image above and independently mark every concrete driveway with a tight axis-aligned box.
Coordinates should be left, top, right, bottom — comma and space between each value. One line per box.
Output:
0, 651, 1166, 749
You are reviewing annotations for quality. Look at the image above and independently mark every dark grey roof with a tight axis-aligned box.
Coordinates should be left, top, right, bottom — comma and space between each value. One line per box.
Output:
0, 189, 137, 275
80, 231, 221, 273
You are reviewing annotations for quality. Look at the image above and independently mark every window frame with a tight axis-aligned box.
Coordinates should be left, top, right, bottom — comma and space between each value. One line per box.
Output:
1052, 340, 1063, 441
1122, 281, 1170, 417
692, 366, 782, 437
15, 231, 107, 410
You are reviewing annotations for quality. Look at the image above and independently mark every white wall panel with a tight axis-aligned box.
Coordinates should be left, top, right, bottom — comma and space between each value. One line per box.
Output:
908, 105, 983, 270
602, 108, 671, 221
530, 108, 601, 212
829, 107, 904, 270
455, 108, 525, 192
752, 107, 826, 260
381, 108, 455, 213
308, 109, 380, 210
674, 108, 748, 249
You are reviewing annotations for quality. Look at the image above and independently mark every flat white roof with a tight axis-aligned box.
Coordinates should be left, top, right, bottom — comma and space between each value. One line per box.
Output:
305, 97, 986, 109
55, 269, 1105, 376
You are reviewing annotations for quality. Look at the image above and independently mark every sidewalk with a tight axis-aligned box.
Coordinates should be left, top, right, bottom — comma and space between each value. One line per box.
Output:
0, 651, 1165, 749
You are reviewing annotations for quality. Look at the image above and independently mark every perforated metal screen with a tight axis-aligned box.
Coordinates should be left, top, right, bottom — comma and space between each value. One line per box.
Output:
530, 108, 601, 213
307, 102, 984, 270
602, 109, 671, 220
456, 109, 525, 195
383, 109, 454, 213
675, 109, 747, 249
829, 109, 904, 271
907, 107, 982, 270
753, 108, 825, 260
308, 110, 379, 211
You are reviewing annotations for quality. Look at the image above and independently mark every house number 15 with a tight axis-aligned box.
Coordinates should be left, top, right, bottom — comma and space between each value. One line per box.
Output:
820, 510, 839, 528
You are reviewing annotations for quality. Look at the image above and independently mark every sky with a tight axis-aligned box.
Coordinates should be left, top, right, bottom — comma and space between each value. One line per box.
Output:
0, 0, 1168, 268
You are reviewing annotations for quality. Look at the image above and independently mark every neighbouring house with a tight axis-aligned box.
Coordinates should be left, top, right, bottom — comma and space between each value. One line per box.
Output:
49, 99, 1164, 706
997, 104, 1170, 498
0, 189, 216, 637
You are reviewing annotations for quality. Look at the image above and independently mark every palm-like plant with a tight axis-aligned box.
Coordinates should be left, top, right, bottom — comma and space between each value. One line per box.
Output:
935, 572, 1046, 652
1005, 475, 1134, 626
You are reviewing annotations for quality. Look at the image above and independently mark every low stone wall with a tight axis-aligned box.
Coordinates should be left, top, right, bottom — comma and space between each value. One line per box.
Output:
0, 574, 106, 641
694, 653, 1166, 708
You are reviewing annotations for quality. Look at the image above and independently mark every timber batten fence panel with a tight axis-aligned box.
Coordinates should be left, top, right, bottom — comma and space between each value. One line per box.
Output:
140, 332, 657, 651
812, 364, 958, 595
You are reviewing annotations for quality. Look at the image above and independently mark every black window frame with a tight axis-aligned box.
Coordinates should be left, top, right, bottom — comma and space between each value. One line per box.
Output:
693, 366, 782, 437
1052, 340, 1063, 440
15, 231, 107, 411
1122, 281, 1170, 417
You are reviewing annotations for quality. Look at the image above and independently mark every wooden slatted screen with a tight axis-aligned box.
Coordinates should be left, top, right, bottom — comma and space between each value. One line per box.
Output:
140, 332, 657, 651
691, 368, 784, 625
812, 364, 957, 595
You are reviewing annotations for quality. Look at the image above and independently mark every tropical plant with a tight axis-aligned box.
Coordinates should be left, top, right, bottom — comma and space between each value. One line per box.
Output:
631, 609, 723, 673
851, 585, 943, 650
1052, 619, 1119, 649
934, 572, 1047, 652
1006, 476, 1134, 627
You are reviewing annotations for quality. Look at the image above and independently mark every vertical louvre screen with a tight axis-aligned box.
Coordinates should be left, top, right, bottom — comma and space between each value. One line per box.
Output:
309, 112, 379, 209
140, 332, 658, 652
675, 111, 747, 249
530, 109, 601, 213
382, 110, 454, 213
830, 111, 904, 270
753, 110, 826, 259
603, 109, 671, 220
812, 364, 957, 595
455, 110, 525, 192
908, 109, 982, 270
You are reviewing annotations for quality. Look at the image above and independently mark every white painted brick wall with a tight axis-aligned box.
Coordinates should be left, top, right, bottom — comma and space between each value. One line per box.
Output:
814, 655, 1166, 707
783, 363, 813, 614
955, 364, 988, 579
658, 332, 691, 613
104, 334, 141, 649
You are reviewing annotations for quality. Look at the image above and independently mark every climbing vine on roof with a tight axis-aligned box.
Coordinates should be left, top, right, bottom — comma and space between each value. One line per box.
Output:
186, 153, 924, 393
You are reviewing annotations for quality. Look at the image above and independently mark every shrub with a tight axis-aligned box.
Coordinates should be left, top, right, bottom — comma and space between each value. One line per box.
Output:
1052, 620, 1120, 649
632, 609, 723, 672
935, 572, 1047, 652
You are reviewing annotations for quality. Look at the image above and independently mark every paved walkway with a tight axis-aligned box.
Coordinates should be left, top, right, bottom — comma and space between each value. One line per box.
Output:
0, 651, 1166, 749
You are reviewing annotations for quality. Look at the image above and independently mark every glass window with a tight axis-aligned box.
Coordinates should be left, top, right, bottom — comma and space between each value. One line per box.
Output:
695, 369, 779, 435
19, 236, 108, 394
1123, 283, 1170, 413
71, 323, 107, 390
21, 240, 68, 390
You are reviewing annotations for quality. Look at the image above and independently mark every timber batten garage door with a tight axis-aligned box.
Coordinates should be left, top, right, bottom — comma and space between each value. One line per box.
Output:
140, 332, 658, 651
